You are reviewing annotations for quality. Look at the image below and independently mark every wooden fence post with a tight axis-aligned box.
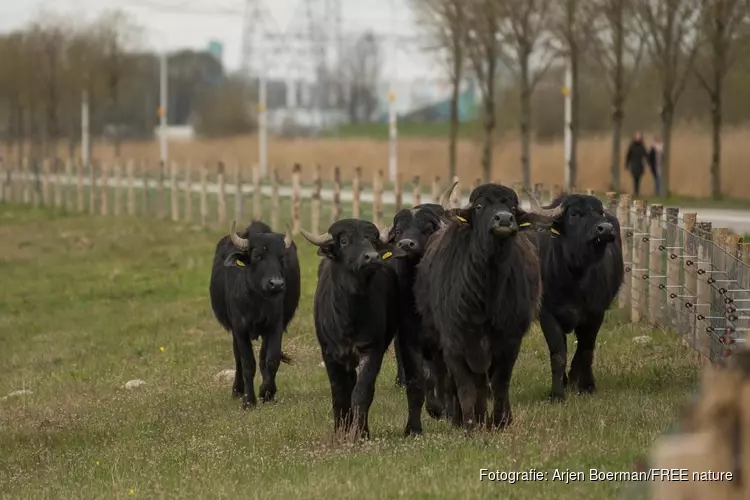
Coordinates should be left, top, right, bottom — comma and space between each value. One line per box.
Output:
311, 164, 321, 235
21, 157, 29, 204
171, 160, 179, 222
234, 163, 243, 224
394, 172, 402, 211
649, 205, 664, 326
156, 161, 165, 219
63, 158, 72, 212
100, 162, 109, 216
76, 159, 84, 212
725, 233, 743, 354
54, 160, 63, 209
252, 164, 261, 220
352, 166, 361, 218
373, 170, 383, 227
683, 213, 698, 354
42, 159, 50, 206
217, 161, 227, 227
183, 162, 193, 223
271, 167, 279, 230
431, 176, 440, 203
696, 222, 713, 364
141, 161, 150, 216
712, 227, 729, 359
200, 163, 208, 227
631, 199, 648, 323
332, 166, 341, 224
89, 162, 97, 215
291, 163, 301, 236
127, 160, 135, 216
412, 176, 421, 206
665, 207, 681, 331
114, 161, 122, 216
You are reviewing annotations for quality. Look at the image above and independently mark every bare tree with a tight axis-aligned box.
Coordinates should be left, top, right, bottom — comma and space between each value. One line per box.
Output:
340, 31, 382, 124
465, 0, 503, 182
591, 0, 644, 192
695, 0, 750, 199
411, 0, 466, 180
500, 0, 556, 189
636, 0, 703, 197
550, 0, 596, 191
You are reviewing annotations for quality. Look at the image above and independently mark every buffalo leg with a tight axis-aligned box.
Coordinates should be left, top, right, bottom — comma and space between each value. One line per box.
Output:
489, 338, 522, 429
444, 352, 480, 430
259, 328, 283, 402
569, 312, 604, 394
234, 331, 257, 409
539, 308, 568, 401
396, 332, 424, 436
351, 350, 387, 439
324, 357, 356, 433
424, 355, 447, 420
232, 336, 244, 398
394, 336, 406, 388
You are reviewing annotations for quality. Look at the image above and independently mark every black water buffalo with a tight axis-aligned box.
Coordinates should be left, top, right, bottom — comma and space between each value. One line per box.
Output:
415, 183, 545, 430
300, 219, 409, 437
525, 192, 624, 401
383, 197, 452, 429
209, 220, 301, 409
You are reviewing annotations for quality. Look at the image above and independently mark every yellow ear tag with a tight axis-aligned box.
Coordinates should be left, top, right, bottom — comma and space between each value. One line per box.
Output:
456, 216, 467, 223
382, 251, 393, 260
236, 259, 245, 267
550, 228, 560, 236
519, 222, 531, 227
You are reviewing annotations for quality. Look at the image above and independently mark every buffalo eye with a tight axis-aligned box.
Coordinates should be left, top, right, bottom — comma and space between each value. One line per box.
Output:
474, 203, 483, 211
340, 235, 348, 246
569, 209, 580, 218
394, 228, 401, 238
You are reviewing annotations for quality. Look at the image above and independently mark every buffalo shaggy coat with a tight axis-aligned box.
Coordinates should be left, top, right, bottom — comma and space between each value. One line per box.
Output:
526, 193, 624, 401
300, 219, 410, 438
415, 184, 545, 429
209, 220, 301, 409
382, 200, 451, 429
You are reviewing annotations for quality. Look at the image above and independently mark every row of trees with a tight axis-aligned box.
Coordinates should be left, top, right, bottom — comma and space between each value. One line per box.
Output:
412, 0, 750, 198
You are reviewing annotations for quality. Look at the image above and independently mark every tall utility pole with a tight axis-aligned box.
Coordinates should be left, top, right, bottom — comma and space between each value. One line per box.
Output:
327, 0, 343, 136
563, 62, 572, 192
240, 0, 268, 178
387, 0, 398, 183
159, 51, 168, 168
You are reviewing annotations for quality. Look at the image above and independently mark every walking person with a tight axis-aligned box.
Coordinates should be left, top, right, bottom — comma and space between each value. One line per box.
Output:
625, 131, 649, 196
648, 135, 663, 195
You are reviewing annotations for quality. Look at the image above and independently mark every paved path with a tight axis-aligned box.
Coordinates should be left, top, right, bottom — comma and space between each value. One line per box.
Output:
8, 173, 750, 234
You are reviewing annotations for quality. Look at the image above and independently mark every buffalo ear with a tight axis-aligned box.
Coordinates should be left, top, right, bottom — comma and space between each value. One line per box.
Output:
223, 252, 248, 268
316, 242, 336, 260
377, 242, 408, 260
445, 207, 471, 225
517, 209, 554, 229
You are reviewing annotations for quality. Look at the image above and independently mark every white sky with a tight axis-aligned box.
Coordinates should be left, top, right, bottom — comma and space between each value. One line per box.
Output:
0, 0, 441, 82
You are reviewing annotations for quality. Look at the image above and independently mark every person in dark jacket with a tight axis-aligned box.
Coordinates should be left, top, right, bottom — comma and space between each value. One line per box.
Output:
647, 135, 663, 196
625, 131, 649, 196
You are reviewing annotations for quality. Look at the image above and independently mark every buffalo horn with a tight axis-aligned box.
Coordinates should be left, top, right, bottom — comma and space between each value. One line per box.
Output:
526, 189, 564, 218
284, 224, 293, 249
378, 225, 392, 243
229, 221, 250, 251
439, 181, 459, 209
299, 228, 334, 246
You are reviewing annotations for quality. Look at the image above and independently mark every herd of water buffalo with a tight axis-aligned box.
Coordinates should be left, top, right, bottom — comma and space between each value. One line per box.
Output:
208, 182, 624, 438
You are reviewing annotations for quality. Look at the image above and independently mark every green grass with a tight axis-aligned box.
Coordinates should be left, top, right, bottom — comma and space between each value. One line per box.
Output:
0, 203, 700, 499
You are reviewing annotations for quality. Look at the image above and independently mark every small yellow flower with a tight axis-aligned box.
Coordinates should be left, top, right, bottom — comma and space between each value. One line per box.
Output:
129, 489, 135, 495
96, 461, 100, 466
159, 346, 165, 352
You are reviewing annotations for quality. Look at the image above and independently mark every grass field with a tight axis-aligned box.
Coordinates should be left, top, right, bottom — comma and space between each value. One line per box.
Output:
0, 204, 701, 499
73, 124, 750, 201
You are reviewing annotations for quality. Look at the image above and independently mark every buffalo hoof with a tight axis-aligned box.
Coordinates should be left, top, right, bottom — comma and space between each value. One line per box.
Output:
548, 391, 566, 403
404, 424, 423, 436
426, 402, 444, 420
492, 413, 513, 430
577, 383, 596, 395
241, 396, 257, 410
259, 383, 277, 403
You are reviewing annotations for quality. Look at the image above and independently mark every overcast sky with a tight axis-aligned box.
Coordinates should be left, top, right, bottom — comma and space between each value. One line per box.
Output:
0, 0, 441, 82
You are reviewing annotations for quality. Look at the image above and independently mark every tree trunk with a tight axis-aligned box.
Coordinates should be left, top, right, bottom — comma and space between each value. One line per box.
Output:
448, 74, 460, 181
569, 52, 579, 191
482, 94, 495, 183
611, 105, 623, 192
709, 63, 723, 199
660, 103, 674, 198
519, 51, 532, 190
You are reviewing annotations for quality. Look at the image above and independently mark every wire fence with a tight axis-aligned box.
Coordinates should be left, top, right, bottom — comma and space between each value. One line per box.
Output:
2, 156, 749, 365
